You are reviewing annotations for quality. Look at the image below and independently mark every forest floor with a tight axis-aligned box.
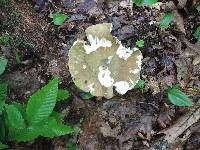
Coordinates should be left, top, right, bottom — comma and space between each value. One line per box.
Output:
0, 0, 200, 149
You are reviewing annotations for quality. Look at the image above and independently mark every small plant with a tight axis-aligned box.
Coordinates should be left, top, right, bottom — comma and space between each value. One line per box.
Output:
194, 25, 200, 39
159, 12, 174, 29
136, 39, 145, 48
134, 79, 145, 91
0, 34, 13, 46
0, 0, 11, 7
0, 57, 8, 75
0, 79, 73, 147
196, 5, 200, 12
13, 49, 21, 64
57, 89, 70, 101
52, 13, 68, 26
167, 85, 193, 106
133, 0, 157, 6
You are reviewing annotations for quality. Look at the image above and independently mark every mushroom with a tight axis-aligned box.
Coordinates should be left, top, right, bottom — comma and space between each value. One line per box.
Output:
68, 23, 143, 98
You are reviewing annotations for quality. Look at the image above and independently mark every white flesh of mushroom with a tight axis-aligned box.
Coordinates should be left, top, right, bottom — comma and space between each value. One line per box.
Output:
113, 81, 130, 94
98, 66, 114, 87
116, 44, 133, 60
84, 35, 112, 54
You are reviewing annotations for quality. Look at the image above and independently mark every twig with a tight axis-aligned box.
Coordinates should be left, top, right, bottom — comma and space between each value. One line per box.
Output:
149, 100, 200, 149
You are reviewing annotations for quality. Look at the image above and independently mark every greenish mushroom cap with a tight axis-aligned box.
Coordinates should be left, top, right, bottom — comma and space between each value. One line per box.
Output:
68, 23, 143, 99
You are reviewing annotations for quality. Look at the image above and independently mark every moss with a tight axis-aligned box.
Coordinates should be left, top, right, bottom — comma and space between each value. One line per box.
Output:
0, 0, 11, 7
0, 34, 13, 46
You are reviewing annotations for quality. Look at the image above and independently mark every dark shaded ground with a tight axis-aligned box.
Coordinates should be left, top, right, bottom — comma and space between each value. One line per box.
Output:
0, 0, 200, 149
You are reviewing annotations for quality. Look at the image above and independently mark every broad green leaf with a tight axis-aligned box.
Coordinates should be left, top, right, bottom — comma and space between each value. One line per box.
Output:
68, 143, 78, 150
136, 39, 145, 48
194, 26, 200, 39
144, 0, 157, 5
52, 13, 68, 26
159, 13, 174, 29
48, 118, 73, 136
12, 102, 26, 120
168, 86, 193, 106
0, 82, 8, 113
50, 111, 64, 123
9, 127, 39, 142
0, 142, 8, 149
26, 79, 58, 125
38, 118, 73, 138
5, 105, 25, 129
134, 79, 145, 89
57, 89, 70, 101
0, 58, 8, 75
0, 112, 9, 142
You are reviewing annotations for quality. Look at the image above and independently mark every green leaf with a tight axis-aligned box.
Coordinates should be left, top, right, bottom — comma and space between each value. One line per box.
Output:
133, 0, 144, 6
159, 12, 174, 29
136, 39, 145, 48
194, 26, 200, 39
5, 105, 25, 129
144, 0, 157, 5
9, 127, 39, 142
26, 78, 58, 125
0, 142, 8, 150
0, 34, 13, 46
13, 49, 21, 64
0, 58, 8, 75
12, 102, 26, 120
68, 143, 78, 150
167, 86, 193, 106
0, 82, 8, 113
47, 118, 73, 136
57, 89, 70, 101
196, 5, 200, 12
52, 13, 68, 26
134, 79, 145, 89
38, 118, 73, 138
50, 111, 64, 123
0, 111, 9, 142
133, 0, 157, 6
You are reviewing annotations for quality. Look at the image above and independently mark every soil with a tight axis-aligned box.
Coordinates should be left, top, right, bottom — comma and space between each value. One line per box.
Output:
0, 0, 200, 149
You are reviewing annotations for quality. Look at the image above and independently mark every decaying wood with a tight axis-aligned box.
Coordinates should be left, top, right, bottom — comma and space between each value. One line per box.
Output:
181, 36, 200, 54
149, 100, 200, 149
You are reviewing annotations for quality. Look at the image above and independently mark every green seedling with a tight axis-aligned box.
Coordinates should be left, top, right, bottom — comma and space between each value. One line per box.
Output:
196, 5, 200, 12
0, 34, 13, 46
52, 13, 68, 26
134, 79, 145, 92
0, 57, 8, 75
159, 12, 174, 29
0, 0, 11, 7
136, 39, 145, 48
57, 89, 70, 101
0, 79, 73, 146
13, 49, 21, 64
133, 0, 157, 6
167, 85, 193, 106
194, 25, 200, 39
